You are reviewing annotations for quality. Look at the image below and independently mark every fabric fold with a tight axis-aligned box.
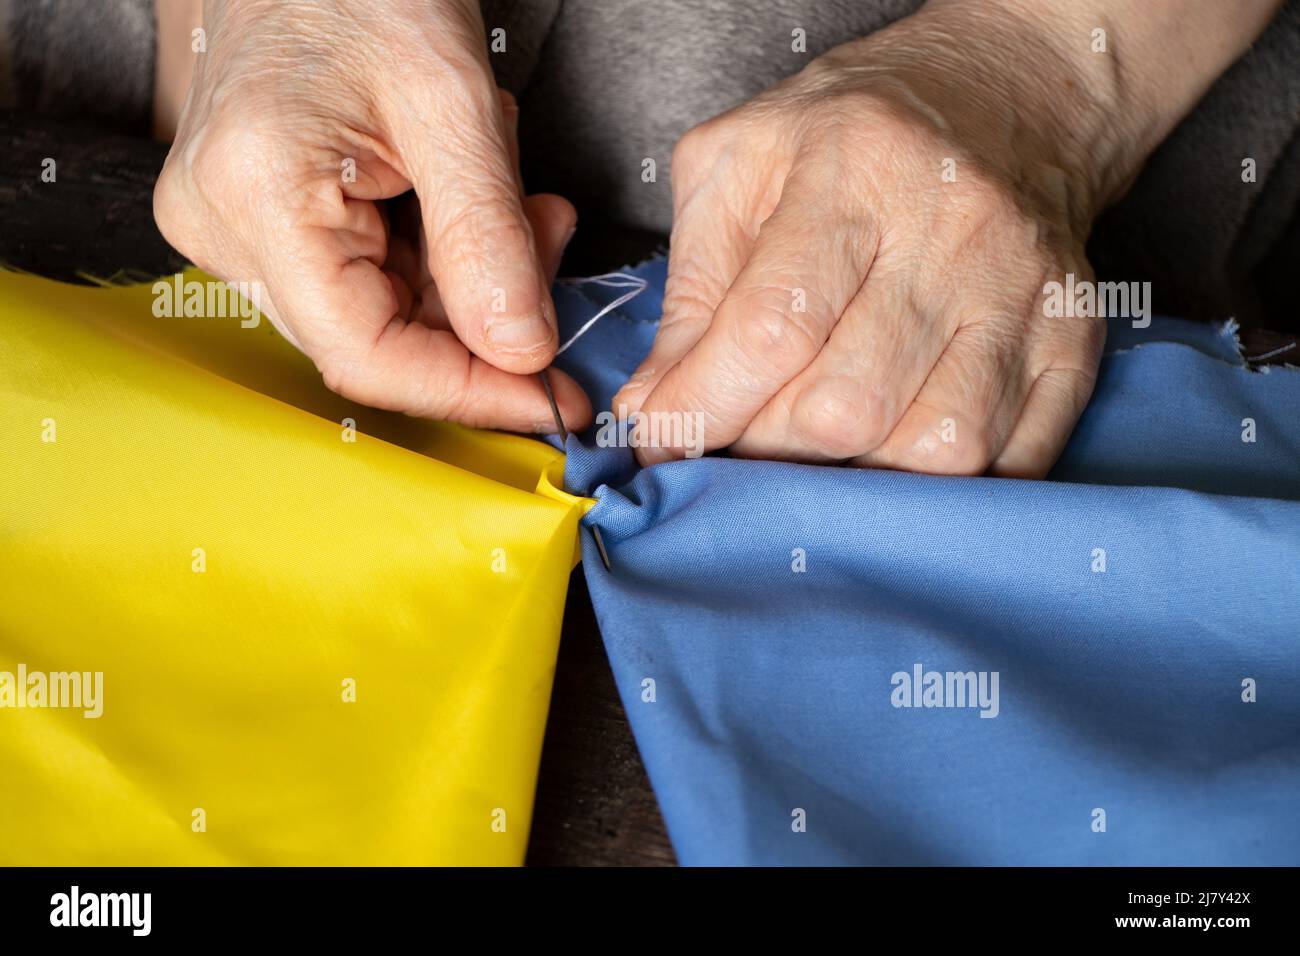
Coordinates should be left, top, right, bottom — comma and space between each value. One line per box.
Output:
0, 269, 587, 865
553, 255, 1300, 866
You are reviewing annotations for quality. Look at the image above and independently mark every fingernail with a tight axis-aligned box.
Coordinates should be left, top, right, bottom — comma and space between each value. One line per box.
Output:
485, 315, 555, 354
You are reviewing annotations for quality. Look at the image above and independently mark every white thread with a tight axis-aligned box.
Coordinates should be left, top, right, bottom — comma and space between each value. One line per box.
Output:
1247, 341, 1296, 363
554, 272, 649, 356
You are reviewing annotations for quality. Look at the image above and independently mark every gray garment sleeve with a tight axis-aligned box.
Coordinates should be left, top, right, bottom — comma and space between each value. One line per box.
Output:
0, 0, 156, 133
517, 0, 1300, 328
0, 0, 556, 134
1090, 0, 1300, 325
480, 0, 561, 95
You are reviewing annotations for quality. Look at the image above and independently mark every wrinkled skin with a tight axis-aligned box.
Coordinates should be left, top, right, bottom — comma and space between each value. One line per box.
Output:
155, 0, 1267, 475
154, 0, 592, 432
617, 2, 1111, 477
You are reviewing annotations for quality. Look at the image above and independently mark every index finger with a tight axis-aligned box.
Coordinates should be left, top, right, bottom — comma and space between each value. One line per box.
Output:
636, 169, 879, 463
262, 201, 590, 431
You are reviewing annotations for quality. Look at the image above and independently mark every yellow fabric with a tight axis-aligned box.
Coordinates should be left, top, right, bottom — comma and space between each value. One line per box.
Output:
0, 269, 591, 865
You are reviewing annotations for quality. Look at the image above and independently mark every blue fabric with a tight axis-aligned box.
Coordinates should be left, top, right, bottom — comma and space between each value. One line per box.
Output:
551, 258, 1300, 865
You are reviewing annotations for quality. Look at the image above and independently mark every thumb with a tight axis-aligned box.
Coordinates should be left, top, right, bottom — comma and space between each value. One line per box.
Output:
386, 79, 556, 375
612, 185, 752, 416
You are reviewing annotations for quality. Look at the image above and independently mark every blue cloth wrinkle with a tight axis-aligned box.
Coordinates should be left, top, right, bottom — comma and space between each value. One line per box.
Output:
549, 255, 1300, 865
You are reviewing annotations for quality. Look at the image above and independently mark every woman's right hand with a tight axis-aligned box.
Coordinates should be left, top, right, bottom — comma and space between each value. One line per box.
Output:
154, 0, 591, 431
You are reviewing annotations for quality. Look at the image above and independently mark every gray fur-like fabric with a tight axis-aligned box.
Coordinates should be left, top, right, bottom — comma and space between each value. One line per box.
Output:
1, 0, 1296, 326
513, 0, 1299, 327
480, 0, 561, 95
1089, 0, 1300, 325
516, 0, 923, 236
0, 0, 155, 133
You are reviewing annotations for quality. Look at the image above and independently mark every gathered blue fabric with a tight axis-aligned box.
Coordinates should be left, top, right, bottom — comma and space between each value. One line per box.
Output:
551, 258, 1300, 866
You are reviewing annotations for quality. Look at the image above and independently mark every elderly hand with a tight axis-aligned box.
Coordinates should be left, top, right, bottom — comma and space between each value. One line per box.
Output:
154, 0, 591, 432
616, 0, 1122, 477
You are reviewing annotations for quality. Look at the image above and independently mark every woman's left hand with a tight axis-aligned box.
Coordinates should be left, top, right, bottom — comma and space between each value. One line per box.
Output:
615, 0, 1123, 477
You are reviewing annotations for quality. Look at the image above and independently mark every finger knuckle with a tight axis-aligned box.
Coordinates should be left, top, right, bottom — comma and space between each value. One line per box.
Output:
731, 294, 820, 370
661, 272, 722, 326
438, 193, 530, 264
152, 163, 195, 252
191, 124, 278, 202
1032, 311, 1107, 379
929, 424, 994, 476
672, 120, 721, 167
400, 334, 476, 422
793, 381, 885, 458
416, 369, 467, 423
156, 125, 284, 261
672, 112, 749, 183
948, 175, 1025, 239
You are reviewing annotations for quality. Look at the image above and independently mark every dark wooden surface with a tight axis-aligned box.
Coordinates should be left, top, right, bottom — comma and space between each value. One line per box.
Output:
527, 568, 676, 866
0, 109, 675, 867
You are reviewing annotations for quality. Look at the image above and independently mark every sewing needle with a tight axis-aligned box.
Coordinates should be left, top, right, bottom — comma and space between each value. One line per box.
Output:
538, 368, 611, 572
539, 368, 567, 444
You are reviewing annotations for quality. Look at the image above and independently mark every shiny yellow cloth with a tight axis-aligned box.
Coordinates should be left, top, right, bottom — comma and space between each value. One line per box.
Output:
0, 270, 590, 865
